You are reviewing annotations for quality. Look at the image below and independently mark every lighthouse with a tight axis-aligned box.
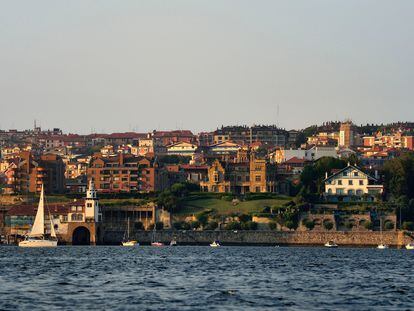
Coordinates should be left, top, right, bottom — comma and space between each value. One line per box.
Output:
85, 179, 101, 222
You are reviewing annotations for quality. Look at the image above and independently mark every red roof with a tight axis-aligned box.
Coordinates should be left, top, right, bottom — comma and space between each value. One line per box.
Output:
180, 164, 209, 170
284, 157, 305, 165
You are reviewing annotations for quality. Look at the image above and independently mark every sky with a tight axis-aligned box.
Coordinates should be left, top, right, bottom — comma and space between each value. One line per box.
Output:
1, 1, 413, 134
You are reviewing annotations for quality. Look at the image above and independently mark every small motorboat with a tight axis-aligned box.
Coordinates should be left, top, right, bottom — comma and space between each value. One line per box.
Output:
210, 240, 221, 247
324, 241, 338, 248
170, 239, 177, 246
151, 242, 164, 247
377, 244, 389, 249
406, 243, 414, 250
122, 240, 139, 247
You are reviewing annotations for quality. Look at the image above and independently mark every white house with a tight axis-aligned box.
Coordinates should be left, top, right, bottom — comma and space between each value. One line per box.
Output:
324, 164, 383, 201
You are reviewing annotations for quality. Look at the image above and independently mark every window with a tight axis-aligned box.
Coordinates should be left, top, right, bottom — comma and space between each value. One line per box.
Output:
87, 203, 92, 208
356, 190, 363, 195
338, 180, 342, 185
354, 172, 359, 177
348, 189, 354, 195
77, 206, 82, 212
214, 173, 219, 182
71, 206, 76, 212
348, 180, 353, 185
359, 180, 364, 185
336, 188, 344, 195
255, 175, 261, 182
343, 172, 348, 176
255, 187, 261, 192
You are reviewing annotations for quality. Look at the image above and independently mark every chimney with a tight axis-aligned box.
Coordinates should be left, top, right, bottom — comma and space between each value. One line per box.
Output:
325, 171, 328, 179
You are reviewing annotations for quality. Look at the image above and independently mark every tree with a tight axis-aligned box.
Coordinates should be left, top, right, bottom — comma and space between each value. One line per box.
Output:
383, 153, 414, 201
205, 221, 218, 230
323, 221, 334, 231
302, 219, 315, 230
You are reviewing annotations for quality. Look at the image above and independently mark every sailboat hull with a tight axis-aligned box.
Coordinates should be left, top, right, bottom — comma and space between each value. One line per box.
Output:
19, 239, 57, 248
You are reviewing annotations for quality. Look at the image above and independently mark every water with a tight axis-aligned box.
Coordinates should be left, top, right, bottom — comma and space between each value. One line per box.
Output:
0, 246, 413, 310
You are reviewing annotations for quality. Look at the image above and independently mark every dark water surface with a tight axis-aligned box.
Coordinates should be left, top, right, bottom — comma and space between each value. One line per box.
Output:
0, 246, 413, 310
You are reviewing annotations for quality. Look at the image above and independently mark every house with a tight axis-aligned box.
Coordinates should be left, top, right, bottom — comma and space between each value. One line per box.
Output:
166, 142, 198, 157
208, 141, 241, 156
323, 163, 383, 202
200, 152, 276, 194
273, 146, 338, 164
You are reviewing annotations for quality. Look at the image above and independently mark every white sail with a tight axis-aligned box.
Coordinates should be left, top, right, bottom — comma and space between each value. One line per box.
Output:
29, 185, 45, 237
49, 214, 57, 238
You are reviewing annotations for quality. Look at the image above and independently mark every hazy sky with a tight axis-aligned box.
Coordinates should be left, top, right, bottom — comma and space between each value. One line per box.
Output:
1, 1, 413, 134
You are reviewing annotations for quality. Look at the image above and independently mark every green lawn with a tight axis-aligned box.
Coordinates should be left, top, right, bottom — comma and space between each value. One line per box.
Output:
178, 196, 292, 216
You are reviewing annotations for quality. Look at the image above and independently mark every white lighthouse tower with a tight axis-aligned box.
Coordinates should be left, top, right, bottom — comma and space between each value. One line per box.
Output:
85, 179, 101, 222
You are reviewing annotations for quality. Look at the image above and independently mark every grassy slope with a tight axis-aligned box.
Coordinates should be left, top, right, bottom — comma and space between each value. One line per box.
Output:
178, 197, 292, 216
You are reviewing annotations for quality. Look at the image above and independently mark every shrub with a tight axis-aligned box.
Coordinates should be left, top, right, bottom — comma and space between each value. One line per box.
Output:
344, 221, 354, 229
205, 221, 218, 230
302, 219, 315, 230
384, 221, 394, 230
285, 220, 296, 230
238, 214, 252, 223
196, 213, 209, 226
323, 221, 334, 231
241, 221, 258, 230
225, 221, 242, 230
173, 221, 191, 230
402, 221, 414, 231
221, 195, 233, 201
191, 221, 201, 229
269, 222, 277, 230
364, 221, 373, 230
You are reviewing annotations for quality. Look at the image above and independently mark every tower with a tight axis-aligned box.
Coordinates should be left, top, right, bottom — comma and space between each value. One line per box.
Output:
85, 179, 101, 222
339, 121, 355, 147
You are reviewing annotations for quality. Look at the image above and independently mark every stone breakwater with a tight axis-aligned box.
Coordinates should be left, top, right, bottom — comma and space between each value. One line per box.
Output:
103, 230, 413, 247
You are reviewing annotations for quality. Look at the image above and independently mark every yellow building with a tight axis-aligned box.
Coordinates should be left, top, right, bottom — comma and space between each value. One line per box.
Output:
200, 151, 276, 194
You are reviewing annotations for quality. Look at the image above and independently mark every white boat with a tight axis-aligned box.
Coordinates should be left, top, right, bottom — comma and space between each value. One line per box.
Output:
19, 185, 58, 248
210, 240, 221, 247
406, 243, 414, 250
377, 218, 389, 249
170, 239, 177, 246
377, 244, 389, 249
151, 224, 164, 246
324, 241, 338, 248
121, 218, 139, 247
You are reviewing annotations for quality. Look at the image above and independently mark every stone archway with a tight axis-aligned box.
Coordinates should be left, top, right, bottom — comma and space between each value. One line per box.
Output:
72, 226, 91, 245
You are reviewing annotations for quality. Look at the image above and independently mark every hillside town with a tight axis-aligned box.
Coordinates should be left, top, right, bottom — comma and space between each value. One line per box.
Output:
1, 121, 414, 246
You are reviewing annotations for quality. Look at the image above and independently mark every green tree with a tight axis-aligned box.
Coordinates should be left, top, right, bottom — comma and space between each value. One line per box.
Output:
205, 221, 218, 230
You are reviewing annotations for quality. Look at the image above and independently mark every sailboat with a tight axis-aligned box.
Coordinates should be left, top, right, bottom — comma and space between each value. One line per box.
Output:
19, 185, 58, 247
122, 217, 138, 246
151, 223, 164, 246
377, 217, 389, 249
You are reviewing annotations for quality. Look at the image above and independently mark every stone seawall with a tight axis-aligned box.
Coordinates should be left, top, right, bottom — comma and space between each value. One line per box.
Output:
104, 230, 413, 247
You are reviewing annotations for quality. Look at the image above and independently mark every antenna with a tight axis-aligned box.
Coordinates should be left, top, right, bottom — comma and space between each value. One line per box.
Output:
276, 104, 280, 127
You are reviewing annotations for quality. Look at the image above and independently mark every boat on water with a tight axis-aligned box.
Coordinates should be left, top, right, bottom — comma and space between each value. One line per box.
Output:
19, 185, 58, 248
121, 217, 138, 247
324, 241, 338, 248
210, 240, 221, 247
377, 218, 389, 249
377, 244, 389, 249
170, 239, 177, 246
406, 243, 414, 250
151, 224, 164, 246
